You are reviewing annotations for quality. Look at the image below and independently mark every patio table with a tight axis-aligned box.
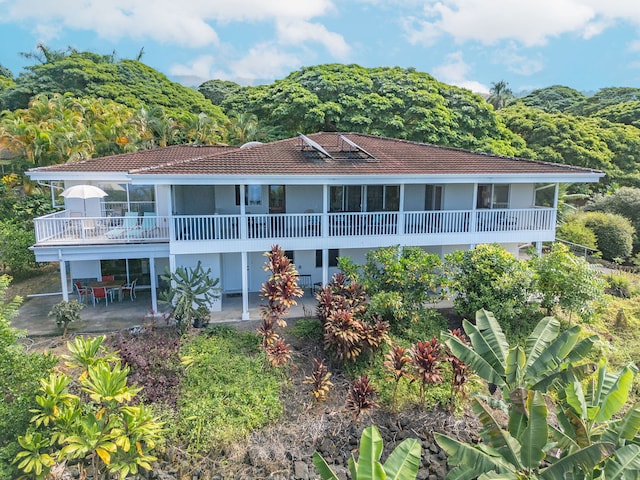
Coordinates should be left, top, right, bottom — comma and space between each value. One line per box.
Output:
88, 280, 124, 302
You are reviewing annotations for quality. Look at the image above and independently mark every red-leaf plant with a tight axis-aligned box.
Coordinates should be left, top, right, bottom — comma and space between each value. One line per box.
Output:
303, 358, 333, 402
445, 328, 471, 401
346, 375, 378, 420
410, 337, 444, 404
383, 344, 413, 405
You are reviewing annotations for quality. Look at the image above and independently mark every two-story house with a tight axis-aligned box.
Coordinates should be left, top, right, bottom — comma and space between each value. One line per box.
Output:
27, 132, 603, 319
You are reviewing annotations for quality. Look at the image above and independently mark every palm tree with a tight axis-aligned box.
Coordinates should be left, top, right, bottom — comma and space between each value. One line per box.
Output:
487, 80, 514, 110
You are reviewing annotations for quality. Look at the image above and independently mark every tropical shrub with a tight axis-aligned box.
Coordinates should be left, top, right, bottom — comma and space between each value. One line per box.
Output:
0, 220, 37, 278
587, 186, 640, 252
48, 300, 84, 337
580, 211, 635, 261
345, 376, 378, 420
531, 242, 605, 319
14, 336, 163, 480
314, 425, 421, 480
0, 275, 56, 479
445, 244, 538, 332
556, 219, 598, 251
304, 358, 333, 403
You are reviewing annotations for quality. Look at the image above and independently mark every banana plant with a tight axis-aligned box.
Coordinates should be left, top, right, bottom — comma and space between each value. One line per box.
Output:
435, 392, 611, 480
314, 425, 421, 480
442, 309, 597, 410
552, 361, 640, 479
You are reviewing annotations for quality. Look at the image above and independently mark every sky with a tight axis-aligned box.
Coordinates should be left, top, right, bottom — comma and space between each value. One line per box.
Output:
1, 0, 640, 95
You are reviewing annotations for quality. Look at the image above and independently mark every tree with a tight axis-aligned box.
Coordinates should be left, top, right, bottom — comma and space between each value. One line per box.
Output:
580, 211, 635, 261
519, 85, 586, 113
487, 80, 515, 110
198, 79, 243, 106
586, 187, 640, 253
531, 242, 604, 319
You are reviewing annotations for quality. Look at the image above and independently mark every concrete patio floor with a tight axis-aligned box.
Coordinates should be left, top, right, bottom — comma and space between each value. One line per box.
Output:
12, 289, 319, 337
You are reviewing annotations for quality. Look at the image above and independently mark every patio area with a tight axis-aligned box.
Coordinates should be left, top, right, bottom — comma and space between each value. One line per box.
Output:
12, 289, 319, 337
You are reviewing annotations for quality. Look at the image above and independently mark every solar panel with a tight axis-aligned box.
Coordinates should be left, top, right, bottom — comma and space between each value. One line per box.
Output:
339, 135, 375, 159
298, 133, 333, 159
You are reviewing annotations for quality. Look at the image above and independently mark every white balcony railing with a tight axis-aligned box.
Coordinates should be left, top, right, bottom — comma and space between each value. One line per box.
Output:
34, 208, 555, 246
34, 211, 170, 244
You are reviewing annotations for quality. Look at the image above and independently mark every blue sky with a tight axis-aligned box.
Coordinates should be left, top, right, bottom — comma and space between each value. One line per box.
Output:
1, 0, 640, 95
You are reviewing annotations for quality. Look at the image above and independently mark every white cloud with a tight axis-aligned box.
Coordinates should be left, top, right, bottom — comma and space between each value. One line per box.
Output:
2, 0, 338, 48
492, 44, 545, 76
432, 51, 489, 94
276, 20, 351, 59
219, 43, 302, 84
404, 0, 640, 47
169, 55, 215, 79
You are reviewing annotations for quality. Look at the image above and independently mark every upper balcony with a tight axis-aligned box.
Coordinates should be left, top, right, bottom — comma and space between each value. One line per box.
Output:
33, 208, 557, 248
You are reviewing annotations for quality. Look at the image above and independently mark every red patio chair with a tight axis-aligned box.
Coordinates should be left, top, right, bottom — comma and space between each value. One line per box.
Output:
91, 286, 110, 307
120, 278, 137, 301
74, 282, 89, 304
101, 275, 115, 281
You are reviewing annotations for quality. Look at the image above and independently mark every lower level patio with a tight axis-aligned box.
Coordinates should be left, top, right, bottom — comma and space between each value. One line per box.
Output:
13, 289, 319, 337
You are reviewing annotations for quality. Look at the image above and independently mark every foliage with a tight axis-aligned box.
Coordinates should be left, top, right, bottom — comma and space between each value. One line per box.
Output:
487, 80, 515, 110
586, 187, 640, 253
0, 219, 38, 277
499, 104, 640, 189
382, 344, 413, 405
176, 328, 283, 453
604, 273, 636, 298
445, 244, 538, 332
442, 310, 597, 411
579, 211, 635, 261
257, 245, 303, 365
1, 49, 226, 121
47, 300, 84, 337
0, 275, 57, 479
531, 242, 605, 319
107, 329, 182, 407
518, 85, 587, 113
314, 425, 421, 480
346, 376, 379, 420
159, 261, 220, 334
198, 79, 243, 106
304, 358, 333, 402
224, 64, 527, 155
410, 338, 444, 404
556, 218, 599, 250
343, 246, 446, 329
14, 336, 163, 480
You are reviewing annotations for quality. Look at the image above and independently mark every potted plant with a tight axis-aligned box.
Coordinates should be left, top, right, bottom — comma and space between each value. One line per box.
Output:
159, 261, 220, 334
48, 300, 85, 337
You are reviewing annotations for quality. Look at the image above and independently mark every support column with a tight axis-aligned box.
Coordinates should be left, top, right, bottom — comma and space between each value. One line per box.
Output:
322, 184, 329, 239
536, 241, 543, 256
322, 249, 329, 286
240, 185, 248, 240
398, 184, 405, 235
470, 183, 478, 233
149, 257, 158, 314
241, 250, 250, 320
59, 253, 69, 301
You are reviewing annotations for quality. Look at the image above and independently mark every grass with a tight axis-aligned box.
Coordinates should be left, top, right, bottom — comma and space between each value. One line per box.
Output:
174, 325, 285, 453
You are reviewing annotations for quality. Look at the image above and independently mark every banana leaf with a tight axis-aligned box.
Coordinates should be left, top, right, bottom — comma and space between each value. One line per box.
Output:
383, 437, 421, 480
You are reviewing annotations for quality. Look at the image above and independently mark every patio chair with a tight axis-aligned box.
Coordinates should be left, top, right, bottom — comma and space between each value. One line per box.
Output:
120, 278, 137, 301
101, 274, 115, 281
74, 281, 90, 303
106, 211, 139, 238
91, 286, 110, 307
130, 212, 157, 238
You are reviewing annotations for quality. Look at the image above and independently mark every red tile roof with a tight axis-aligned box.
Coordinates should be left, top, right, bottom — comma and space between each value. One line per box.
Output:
29, 133, 602, 178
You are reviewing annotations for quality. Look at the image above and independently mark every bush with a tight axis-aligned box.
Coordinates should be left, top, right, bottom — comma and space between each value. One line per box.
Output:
48, 300, 84, 337
0, 275, 57, 478
581, 211, 635, 261
556, 219, 598, 250
587, 187, 640, 252
445, 244, 538, 329
0, 220, 37, 278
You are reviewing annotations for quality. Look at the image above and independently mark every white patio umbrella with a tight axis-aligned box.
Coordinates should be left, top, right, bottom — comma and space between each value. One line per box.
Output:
60, 185, 108, 213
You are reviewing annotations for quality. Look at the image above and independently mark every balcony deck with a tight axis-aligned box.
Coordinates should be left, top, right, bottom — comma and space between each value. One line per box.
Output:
34, 208, 556, 247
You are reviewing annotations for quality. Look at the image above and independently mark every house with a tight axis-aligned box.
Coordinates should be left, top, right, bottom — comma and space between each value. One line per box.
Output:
27, 132, 603, 319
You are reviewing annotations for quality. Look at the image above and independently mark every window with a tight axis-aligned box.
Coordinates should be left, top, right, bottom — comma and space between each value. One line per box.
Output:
100, 259, 150, 286
477, 184, 509, 209
534, 183, 556, 207
129, 185, 156, 213
284, 250, 294, 263
331, 185, 399, 212
316, 249, 339, 268
425, 185, 443, 211
235, 185, 262, 206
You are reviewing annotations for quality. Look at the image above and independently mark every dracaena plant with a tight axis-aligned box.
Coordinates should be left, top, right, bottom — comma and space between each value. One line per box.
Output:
257, 246, 302, 366
304, 358, 333, 402
410, 337, 444, 404
346, 375, 378, 420
383, 344, 413, 405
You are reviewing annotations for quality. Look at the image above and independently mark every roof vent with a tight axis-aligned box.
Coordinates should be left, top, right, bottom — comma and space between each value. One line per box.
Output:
240, 141, 263, 149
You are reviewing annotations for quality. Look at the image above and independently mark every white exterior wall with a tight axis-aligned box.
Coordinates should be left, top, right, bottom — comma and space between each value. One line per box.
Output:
174, 253, 222, 311
443, 184, 473, 210
155, 185, 171, 216
70, 260, 101, 281
404, 185, 425, 211
286, 185, 323, 213
510, 184, 535, 208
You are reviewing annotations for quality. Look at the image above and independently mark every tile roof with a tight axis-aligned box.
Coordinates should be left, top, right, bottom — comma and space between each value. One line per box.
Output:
29, 133, 602, 178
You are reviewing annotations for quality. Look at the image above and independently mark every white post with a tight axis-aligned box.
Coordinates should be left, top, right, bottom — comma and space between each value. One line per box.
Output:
241, 250, 250, 320
471, 183, 478, 233
149, 257, 158, 314
59, 254, 69, 301
322, 184, 329, 238
322, 249, 329, 286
